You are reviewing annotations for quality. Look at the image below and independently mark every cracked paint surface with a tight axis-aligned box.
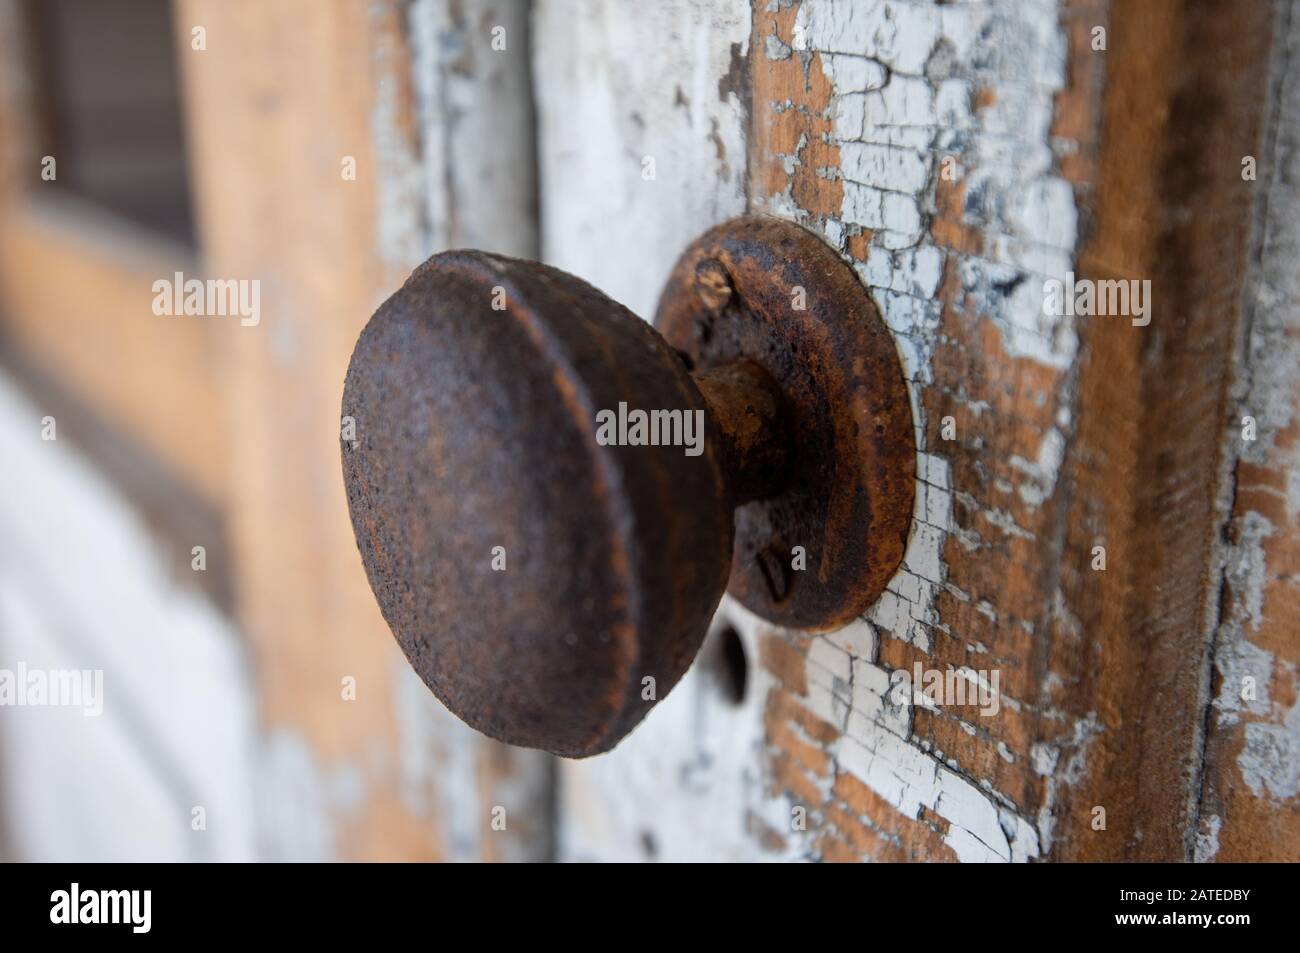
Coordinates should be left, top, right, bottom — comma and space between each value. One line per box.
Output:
745, 0, 1086, 863
544, 0, 1087, 863
540, 0, 1294, 862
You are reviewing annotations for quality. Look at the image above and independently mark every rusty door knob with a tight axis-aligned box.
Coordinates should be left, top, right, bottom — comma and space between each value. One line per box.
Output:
342, 215, 915, 757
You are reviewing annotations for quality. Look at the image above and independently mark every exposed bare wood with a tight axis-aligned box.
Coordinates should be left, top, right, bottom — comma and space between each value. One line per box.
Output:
0, 195, 225, 507
1054, 0, 1279, 861
175, 0, 548, 861
1196, 1, 1300, 863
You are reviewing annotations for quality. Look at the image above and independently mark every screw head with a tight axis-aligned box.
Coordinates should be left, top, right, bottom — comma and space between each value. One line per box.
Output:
694, 258, 733, 312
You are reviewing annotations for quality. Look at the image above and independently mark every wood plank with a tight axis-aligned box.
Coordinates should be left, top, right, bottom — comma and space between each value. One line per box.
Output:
1052, 0, 1280, 861
545, 0, 1294, 862
1195, 3, 1300, 862
175, 0, 549, 861
741, 0, 1288, 862
0, 195, 227, 508
532, 0, 760, 860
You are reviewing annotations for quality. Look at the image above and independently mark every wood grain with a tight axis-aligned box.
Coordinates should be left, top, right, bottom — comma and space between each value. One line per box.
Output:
740, 0, 1292, 862
1195, 2, 1300, 863
175, 0, 549, 861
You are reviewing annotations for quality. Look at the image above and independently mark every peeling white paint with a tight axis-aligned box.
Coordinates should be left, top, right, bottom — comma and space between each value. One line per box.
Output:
1194, 813, 1222, 863
546, 0, 1083, 860
0, 373, 259, 861
1009, 427, 1066, 508
1030, 741, 1060, 777
534, 0, 750, 317
1212, 637, 1275, 727
1036, 712, 1103, 854
796, 14, 1078, 871
559, 600, 786, 862
800, 0, 1079, 366
1239, 695, 1300, 802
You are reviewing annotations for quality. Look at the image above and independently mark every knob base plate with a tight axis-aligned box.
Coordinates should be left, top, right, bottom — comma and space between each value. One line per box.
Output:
656, 216, 916, 633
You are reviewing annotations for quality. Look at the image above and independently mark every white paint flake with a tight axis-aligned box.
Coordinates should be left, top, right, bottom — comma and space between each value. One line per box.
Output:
544, 0, 1083, 861
1239, 696, 1300, 802
782, 0, 1081, 859
534, 0, 750, 317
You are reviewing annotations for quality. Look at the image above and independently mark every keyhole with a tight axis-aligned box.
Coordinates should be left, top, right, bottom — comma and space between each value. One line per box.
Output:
708, 624, 748, 705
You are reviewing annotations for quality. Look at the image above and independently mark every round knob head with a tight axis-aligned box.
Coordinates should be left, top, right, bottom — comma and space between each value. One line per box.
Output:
342, 252, 733, 757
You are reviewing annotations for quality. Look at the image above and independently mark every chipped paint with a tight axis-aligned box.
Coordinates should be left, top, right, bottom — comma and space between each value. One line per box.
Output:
1239, 699, 1300, 801
753, 0, 1087, 862
1196, 2, 1300, 860
534, 0, 751, 317
538, 0, 1091, 862
1194, 813, 1222, 862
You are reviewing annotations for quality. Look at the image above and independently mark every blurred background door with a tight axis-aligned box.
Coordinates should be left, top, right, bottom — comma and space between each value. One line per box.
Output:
1, 0, 1296, 862
0, 0, 551, 862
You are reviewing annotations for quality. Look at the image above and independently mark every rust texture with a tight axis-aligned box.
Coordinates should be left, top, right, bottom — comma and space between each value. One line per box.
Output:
342, 216, 915, 757
343, 250, 733, 758
692, 359, 792, 505
657, 216, 916, 633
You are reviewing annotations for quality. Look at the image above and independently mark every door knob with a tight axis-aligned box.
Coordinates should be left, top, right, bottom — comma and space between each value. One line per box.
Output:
341, 215, 914, 757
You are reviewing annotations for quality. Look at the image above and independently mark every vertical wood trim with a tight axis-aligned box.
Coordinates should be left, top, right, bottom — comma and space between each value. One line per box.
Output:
176, 0, 550, 860
747, 0, 1085, 863
1054, 0, 1279, 860
532, 0, 757, 861
1195, 2, 1300, 863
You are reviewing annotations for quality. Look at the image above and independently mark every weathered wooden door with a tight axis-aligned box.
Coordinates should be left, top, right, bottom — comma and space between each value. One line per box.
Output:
534, 0, 1300, 863
1, 0, 1296, 863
